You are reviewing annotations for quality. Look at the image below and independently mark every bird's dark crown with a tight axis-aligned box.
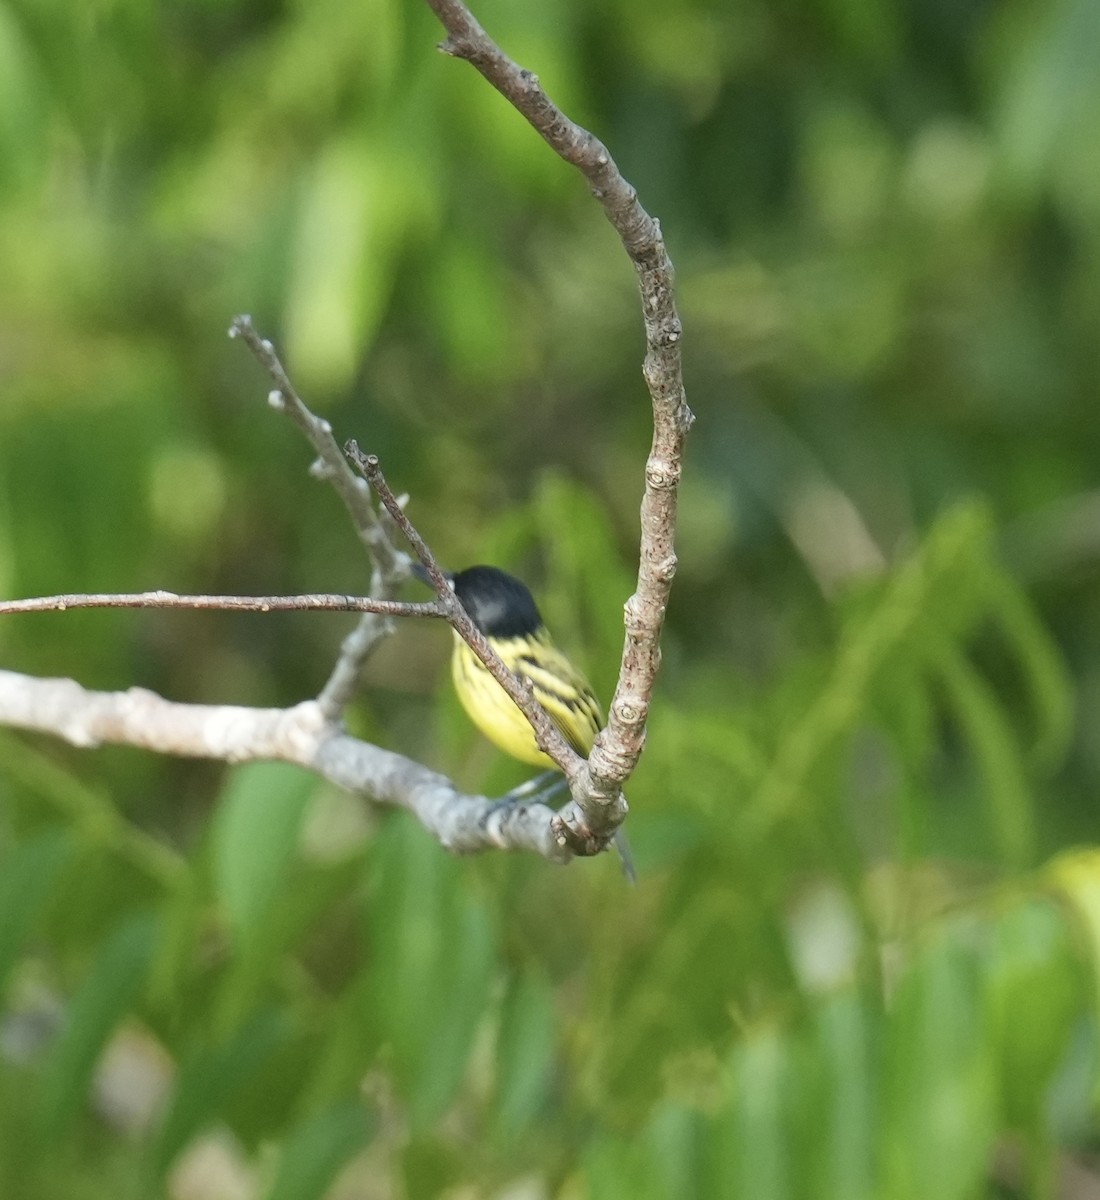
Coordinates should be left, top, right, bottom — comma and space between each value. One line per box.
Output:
451, 565, 543, 638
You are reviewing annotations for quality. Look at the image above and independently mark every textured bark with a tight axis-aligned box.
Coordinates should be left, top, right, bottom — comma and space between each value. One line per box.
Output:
0, 670, 572, 864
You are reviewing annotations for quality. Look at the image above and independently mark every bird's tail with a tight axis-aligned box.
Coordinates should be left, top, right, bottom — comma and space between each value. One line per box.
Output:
613, 828, 636, 884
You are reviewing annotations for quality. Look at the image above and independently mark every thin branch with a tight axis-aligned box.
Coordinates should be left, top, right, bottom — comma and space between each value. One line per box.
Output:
230, 314, 411, 718
344, 442, 583, 778
318, 489, 415, 714
423, 0, 692, 843
0, 670, 575, 865
347, 446, 451, 596
0, 592, 446, 619
229, 315, 401, 572
315, 585, 393, 714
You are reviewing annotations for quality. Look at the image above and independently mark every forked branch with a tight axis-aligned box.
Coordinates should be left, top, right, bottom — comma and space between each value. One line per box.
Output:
424, 0, 693, 837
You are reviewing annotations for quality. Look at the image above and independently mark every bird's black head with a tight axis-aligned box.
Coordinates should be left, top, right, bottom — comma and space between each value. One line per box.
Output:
451, 565, 543, 638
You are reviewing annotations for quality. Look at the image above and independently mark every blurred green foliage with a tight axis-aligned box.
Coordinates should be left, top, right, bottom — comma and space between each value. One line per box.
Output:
1, 0, 1100, 1195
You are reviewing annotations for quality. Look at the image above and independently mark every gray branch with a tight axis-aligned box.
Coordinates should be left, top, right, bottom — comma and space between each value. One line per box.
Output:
0, 669, 572, 864
230, 315, 410, 718
0, 592, 446, 618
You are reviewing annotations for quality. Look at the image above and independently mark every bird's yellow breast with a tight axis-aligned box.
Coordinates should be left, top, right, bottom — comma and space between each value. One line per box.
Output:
450, 629, 603, 769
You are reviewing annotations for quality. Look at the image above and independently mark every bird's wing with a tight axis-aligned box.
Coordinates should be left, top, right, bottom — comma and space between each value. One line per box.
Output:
512, 637, 604, 757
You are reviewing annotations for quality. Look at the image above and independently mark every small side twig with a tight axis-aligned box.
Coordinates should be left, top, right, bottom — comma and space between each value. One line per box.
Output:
229, 315, 400, 571
315, 582, 392, 716
230, 314, 411, 718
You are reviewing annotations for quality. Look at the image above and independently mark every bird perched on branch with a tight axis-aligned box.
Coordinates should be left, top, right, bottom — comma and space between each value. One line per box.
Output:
418, 563, 633, 879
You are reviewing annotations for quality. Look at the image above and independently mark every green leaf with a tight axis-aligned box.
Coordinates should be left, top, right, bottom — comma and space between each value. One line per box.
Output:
37, 910, 158, 1140
717, 1029, 792, 1200
429, 242, 519, 387
410, 898, 494, 1126
212, 762, 313, 948
584, 1135, 667, 1200
994, 0, 1100, 200
881, 928, 997, 1200
813, 991, 876, 1200
265, 1103, 372, 1200
149, 1009, 288, 1182
0, 829, 72, 997
367, 815, 452, 1073
366, 814, 496, 1128
1047, 849, 1100, 1030
751, 502, 993, 828
284, 135, 436, 392
0, 5, 46, 194
491, 969, 556, 1140
606, 888, 768, 1097
985, 574, 1074, 768
646, 1102, 708, 1200
476, 474, 633, 680
147, 858, 209, 1018
985, 898, 1084, 1128
936, 648, 1035, 867
294, 974, 379, 1117
214, 855, 364, 1037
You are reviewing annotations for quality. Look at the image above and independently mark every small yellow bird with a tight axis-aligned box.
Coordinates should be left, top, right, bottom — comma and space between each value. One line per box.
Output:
428, 564, 633, 878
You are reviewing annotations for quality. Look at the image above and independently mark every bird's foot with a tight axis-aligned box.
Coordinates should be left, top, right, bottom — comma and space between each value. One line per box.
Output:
501, 770, 569, 806
481, 771, 569, 827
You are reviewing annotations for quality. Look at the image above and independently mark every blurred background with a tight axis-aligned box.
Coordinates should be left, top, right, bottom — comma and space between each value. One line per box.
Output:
1, 0, 1100, 1196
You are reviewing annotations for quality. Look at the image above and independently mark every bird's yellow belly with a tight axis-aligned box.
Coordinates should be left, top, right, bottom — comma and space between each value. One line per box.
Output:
452, 646, 553, 768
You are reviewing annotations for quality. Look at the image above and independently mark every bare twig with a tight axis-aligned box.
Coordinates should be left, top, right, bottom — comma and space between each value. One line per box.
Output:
344, 441, 583, 780
315, 583, 394, 715
317, 491, 418, 714
0, 670, 573, 864
230, 314, 410, 718
423, 0, 692, 847
0, 592, 446, 619
229, 315, 400, 570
